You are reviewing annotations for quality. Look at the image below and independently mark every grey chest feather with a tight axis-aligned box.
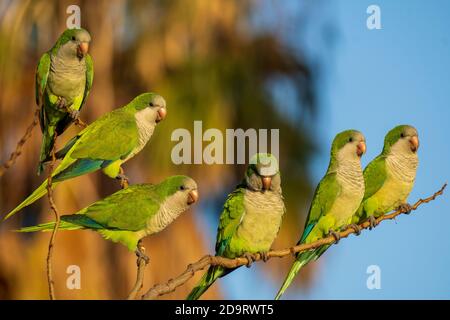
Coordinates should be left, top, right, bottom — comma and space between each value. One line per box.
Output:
48, 54, 86, 102
235, 190, 285, 249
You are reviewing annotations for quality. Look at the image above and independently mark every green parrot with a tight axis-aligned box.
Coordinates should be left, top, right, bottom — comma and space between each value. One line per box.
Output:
18, 175, 199, 258
352, 125, 419, 227
36, 28, 94, 174
4, 92, 167, 220
187, 153, 285, 300
275, 130, 366, 300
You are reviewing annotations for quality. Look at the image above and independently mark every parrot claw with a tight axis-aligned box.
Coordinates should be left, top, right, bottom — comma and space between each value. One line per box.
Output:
68, 109, 80, 120
327, 230, 340, 244
343, 223, 361, 236
243, 253, 256, 268
117, 168, 130, 189
135, 242, 150, 265
398, 203, 413, 215
368, 216, 378, 230
56, 97, 68, 110
258, 251, 269, 262
117, 174, 130, 189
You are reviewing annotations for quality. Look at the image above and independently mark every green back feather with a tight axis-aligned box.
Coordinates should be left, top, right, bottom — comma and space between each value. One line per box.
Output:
215, 187, 246, 257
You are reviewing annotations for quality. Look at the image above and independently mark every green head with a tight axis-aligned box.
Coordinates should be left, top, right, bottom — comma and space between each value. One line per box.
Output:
382, 125, 419, 155
329, 130, 366, 170
245, 153, 281, 192
156, 175, 199, 207
52, 28, 91, 59
127, 92, 167, 123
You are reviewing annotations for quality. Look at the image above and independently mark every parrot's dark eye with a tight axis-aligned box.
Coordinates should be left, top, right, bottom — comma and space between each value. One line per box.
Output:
179, 185, 186, 191
71, 36, 76, 41
400, 133, 405, 138
348, 137, 353, 142
149, 102, 154, 107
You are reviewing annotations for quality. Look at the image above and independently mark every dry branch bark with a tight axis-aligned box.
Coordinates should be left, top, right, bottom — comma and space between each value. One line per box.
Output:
46, 137, 60, 300
0, 109, 39, 177
142, 183, 447, 300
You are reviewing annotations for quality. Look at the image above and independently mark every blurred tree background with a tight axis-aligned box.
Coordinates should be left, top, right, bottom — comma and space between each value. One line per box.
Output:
0, 0, 329, 299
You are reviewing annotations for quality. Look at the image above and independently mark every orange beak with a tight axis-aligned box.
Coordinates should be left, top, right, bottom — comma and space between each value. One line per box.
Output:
357, 141, 366, 157
188, 189, 199, 205
410, 136, 419, 152
156, 107, 167, 123
262, 176, 272, 190
77, 42, 89, 58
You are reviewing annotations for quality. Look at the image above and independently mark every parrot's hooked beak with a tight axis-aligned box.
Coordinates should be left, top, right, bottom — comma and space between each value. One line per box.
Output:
357, 141, 366, 157
156, 107, 167, 123
77, 42, 89, 58
409, 135, 419, 152
187, 189, 199, 205
261, 176, 272, 191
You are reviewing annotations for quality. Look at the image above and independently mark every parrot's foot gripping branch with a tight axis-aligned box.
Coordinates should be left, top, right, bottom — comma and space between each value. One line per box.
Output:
135, 242, 150, 265
327, 230, 340, 244
259, 251, 269, 262
343, 224, 361, 236
56, 97, 68, 110
243, 253, 256, 268
127, 241, 149, 300
398, 203, 413, 215
368, 216, 378, 229
117, 168, 130, 189
141, 184, 446, 300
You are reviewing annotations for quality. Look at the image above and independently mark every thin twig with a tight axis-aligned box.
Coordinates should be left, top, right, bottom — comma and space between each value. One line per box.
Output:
127, 246, 148, 300
0, 109, 39, 177
46, 135, 60, 300
142, 183, 447, 300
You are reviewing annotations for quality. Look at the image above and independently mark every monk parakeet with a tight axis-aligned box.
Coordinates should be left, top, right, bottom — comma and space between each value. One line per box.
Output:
36, 28, 94, 174
4, 92, 167, 220
187, 153, 285, 300
275, 130, 366, 300
352, 125, 419, 227
18, 175, 199, 258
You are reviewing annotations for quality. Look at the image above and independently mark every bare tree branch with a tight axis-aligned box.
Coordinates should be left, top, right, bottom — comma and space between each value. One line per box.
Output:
46, 136, 60, 300
127, 242, 149, 300
0, 109, 39, 177
141, 183, 447, 300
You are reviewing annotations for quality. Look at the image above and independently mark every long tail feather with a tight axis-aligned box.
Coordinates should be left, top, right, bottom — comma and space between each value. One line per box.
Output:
187, 266, 229, 300
274, 251, 315, 300
275, 244, 331, 300
17, 220, 82, 232
38, 126, 56, 175
3, 179, 59, 220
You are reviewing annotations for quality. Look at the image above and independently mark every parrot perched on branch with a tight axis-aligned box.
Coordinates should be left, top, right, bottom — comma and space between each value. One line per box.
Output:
275, 130, 366, 300
187, 153, 285, 300
18, 175, 198, 259
4, 92, 167, 220
352, 125, 419, 227
36, 28, 94, 174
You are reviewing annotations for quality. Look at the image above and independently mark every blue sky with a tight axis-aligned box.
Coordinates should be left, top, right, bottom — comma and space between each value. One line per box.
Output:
213, 0, 450, 299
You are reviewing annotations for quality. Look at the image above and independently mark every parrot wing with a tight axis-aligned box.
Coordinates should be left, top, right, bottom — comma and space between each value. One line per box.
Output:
81, 54, 94, 109
362, 155, 387, 201
70, 110, 139, 161
215, 186, 246, 256
35, 52, 51, 130
81, 185, 161, 231
299, 172, 340, 243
